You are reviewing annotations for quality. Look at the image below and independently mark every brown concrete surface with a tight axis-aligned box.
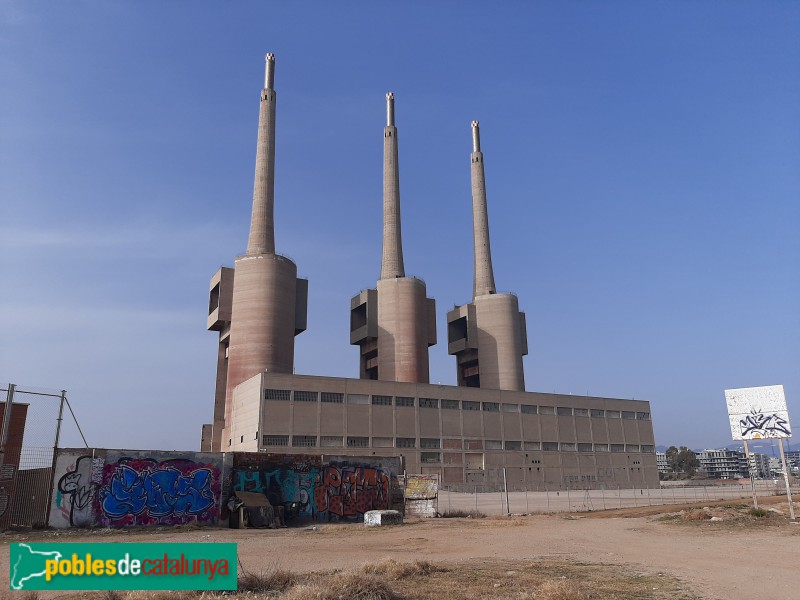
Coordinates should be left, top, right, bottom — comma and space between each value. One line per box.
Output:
2, 501, 797, 599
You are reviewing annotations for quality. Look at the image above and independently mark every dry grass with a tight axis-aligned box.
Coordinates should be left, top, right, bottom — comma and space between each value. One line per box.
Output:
282, 572, 398, 600
238, 563, 298, 593
4, 559, 697, 600
534, 579, 591, 600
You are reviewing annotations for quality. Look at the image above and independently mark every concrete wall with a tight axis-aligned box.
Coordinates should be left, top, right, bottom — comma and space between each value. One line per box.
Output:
49, 449, 223, 529
231, 452, 401, 522
48, 449, 402, 528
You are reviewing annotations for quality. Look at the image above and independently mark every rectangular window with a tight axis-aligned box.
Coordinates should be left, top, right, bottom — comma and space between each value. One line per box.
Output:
292, 435, 316, 447
420, 438, 440, 449
574, 408, 589, 417
561, 442, 576, 451
421, 452, 440, 463
505, 440, 522, 451
524, 441, 541, 450
294, 390, 318, 402
626, 444, 640, 452
594, 444, 609, 452
590, 409, 605, 418
606, 410, 621, 419
419, 398, 438, 409
611, 444, 625, 453
396, 396, 415, 407
637, 412, 651, 421
320, 436, 343, 447
264, 389, 291, 401
372, 395, 392, 406
557, 407, 573, 416
396, 437, 416, 448
463, 401, 480, 411
372, 437, 393, 448
486, 440, 503, 450
482, 402, 500, 412
622, 411, 636, 420
521, 405, 538, 414
542, 441, 559, 451
641, 444, 655, 453
441, 399, 459, 410
321, 392, 344, 404
539, 406, 555, 415
502, 403, 520, 413
577, 443, 593, 452
346, 436, 369, 448
263, 435, 289, 446
347, 394, 369, 405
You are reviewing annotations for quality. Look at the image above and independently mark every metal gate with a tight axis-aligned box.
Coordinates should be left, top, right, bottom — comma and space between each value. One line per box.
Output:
0, 383, 87, 529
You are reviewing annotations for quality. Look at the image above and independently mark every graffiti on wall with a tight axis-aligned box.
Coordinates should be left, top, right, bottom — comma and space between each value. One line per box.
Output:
51, 451, 222, 528
312, 466, 390, 517
56, 455, 104, 526
99, 457, 219, 526
231, 454, 397, 522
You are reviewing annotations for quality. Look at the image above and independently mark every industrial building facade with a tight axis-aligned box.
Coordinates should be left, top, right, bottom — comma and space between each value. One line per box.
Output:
203, 53, 659, 491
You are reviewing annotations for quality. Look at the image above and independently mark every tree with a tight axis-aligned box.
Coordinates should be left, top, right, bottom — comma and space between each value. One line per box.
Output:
666, 446, 699, 476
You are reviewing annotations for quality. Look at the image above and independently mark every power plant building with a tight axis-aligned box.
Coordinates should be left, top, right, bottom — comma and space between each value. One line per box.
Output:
204, 54, 659, 490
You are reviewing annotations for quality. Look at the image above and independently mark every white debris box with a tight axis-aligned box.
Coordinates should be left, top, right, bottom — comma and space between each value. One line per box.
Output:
364, 510, 403, 527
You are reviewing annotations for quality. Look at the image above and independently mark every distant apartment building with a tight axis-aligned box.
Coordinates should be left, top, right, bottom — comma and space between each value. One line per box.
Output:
656, 451, 669, 475
747, 452, 771, 479
696, 449, 747, 479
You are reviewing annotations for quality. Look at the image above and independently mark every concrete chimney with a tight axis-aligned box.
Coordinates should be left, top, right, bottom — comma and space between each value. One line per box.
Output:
446, 121, 527, 391
470, 120, 496, 299
350, 92, 436, 383
209, 53, 308, 451
381, 92, 405, 279
246, 52, 277, 256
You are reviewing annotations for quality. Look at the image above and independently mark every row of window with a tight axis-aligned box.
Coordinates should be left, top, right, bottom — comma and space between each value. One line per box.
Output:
261, 434, 655, 454
263, 389, 650, 420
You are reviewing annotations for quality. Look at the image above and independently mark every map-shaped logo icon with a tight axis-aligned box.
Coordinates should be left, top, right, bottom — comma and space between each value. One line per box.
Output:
10, 543, 63, 590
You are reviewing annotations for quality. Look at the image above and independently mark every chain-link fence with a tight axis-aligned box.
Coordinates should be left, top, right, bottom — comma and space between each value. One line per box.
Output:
438, 480, 799, 516
1, 383, 87, 529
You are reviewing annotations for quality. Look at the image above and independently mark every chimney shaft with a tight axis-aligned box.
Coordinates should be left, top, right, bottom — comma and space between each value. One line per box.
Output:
246, 53, 277, 256
471, 120, 496, 298
381, 92, 405, 279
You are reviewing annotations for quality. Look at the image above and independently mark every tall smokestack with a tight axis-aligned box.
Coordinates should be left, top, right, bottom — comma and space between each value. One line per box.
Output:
246, 53, 277, 256
381, 92, 405, 279
471, 120, 496, 298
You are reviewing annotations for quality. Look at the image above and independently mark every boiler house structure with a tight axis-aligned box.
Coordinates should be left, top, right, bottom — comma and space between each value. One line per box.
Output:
204, 54, 658, 491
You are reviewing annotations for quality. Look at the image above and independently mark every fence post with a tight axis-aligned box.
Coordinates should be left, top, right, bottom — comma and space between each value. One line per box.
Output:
43, 391, 67, 526
0, 383, 16, 468
566, 487, 571, 512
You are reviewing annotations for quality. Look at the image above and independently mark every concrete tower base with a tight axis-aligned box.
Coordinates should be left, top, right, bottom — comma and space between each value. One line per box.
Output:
448, 293, 527, 391
222, 253, 307, 449
377, 277, 435, 383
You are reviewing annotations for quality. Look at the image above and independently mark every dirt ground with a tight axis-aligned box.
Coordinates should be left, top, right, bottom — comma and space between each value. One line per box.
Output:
2, 498, 798, 600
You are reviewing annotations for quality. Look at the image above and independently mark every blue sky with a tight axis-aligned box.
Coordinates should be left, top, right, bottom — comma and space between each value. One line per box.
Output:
1, 2, 798, 452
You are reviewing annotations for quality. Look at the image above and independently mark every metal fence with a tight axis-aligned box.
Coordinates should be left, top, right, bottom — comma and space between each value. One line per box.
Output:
1, 383, 87, 529
438, 481, 799, 516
